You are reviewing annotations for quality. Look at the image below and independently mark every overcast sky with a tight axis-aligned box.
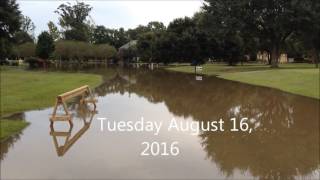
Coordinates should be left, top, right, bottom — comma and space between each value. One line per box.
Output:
17, 0, 204, 36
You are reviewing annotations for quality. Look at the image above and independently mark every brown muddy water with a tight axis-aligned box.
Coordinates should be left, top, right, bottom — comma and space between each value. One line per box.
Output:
1, 68, 319, 179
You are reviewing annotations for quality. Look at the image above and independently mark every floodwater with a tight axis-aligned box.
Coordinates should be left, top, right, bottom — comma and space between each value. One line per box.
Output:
1, 68, 319, 179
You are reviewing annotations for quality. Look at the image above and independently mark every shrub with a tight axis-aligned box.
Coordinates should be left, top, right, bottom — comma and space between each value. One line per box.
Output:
25, 57, 42, 68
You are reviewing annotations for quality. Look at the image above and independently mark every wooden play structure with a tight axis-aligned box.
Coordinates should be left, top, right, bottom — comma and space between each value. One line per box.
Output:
50, 85, 97, 126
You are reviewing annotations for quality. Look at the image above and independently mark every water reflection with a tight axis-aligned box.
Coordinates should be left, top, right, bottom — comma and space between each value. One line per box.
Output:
0, 113, 26, 160
1, 68, 319, 179
95, 68, 319, 179
0, 131, 23, 160
50, 104, 96, 157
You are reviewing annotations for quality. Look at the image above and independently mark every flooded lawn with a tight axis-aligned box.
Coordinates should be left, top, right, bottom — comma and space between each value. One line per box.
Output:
1, 68, 319, 179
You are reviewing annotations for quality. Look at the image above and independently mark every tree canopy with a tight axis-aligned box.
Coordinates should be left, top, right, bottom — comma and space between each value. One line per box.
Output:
1, 0, 319, 68
36, 31, 55, 59
0, 0, 22, 59
55, 1, 92, 42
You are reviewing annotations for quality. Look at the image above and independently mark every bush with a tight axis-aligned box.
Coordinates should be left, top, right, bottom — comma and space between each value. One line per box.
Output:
16, 42, 36, 58
25, 57, 42, 68
54, 40, 116, 61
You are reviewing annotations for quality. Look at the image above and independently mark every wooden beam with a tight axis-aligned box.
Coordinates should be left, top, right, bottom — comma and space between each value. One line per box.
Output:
58, 85, 89, 100
50, 115, 71, 121
50, 85, 97, 126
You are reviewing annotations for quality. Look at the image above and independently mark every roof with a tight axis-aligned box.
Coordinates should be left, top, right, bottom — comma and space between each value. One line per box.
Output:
119, 40, 137, 50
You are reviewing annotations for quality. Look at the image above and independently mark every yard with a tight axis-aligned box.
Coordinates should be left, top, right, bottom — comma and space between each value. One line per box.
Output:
0, 67, 102, 141
166, 63, 320, 99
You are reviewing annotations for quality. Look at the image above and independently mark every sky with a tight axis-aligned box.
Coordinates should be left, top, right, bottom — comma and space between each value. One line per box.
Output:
18, 0, 204, 36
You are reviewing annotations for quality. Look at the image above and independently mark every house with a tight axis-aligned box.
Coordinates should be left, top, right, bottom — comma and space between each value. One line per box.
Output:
257, 51, 288, 63
119, 40, 137, 51
118, 40, 139, 65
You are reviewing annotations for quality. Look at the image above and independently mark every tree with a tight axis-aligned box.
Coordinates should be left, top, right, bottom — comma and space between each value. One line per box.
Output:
36, 31, 54, 59
55, 1, 93, 41
0, 0, 22, 59
92, 26, 115, 45
167, 17, 204, 63
127, 25, 150, 40
91, 26, 130, 48
11, 15, 35, 45
294, 0, 320, 67
20, 15, 35, 38
12, 31, 33, 44
93, 44, 116, 60
147, 21, 166, 33
54, 40, 88, 61
54, 40, 74, 60
120, 46, 138, 63
202, 0, 247, 65
113, 28, 129, 48
64, 28, 88, 42
15, 42, 36, 58
53, 40, 117, 62
47, 21, 60, 41
203, 0, 301, 67
153, 31, 176, 64
244, 0, 297, 67
137, 32, 157, 62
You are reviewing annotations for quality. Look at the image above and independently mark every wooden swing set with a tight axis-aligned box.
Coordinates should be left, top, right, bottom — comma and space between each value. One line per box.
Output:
50, 85, 97, 126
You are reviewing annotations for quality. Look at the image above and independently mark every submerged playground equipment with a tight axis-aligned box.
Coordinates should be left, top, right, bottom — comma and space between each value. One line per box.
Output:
50, 104, 96, 156
50, 85, 97, 126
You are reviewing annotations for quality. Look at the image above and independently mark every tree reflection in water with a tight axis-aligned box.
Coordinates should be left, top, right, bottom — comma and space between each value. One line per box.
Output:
94, 68, 319, 180
0, 131, 23, 160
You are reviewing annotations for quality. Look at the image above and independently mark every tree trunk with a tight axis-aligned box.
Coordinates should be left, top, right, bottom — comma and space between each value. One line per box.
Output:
311, 48, 319, 68
271, 45, 279, 68
267, 51, 271, 65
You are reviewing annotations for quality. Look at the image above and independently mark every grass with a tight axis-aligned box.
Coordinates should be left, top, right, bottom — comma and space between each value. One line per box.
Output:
0, 120, 29, 141
1, 67, 102, 116
166, 63, 320, 99
0, 66, 102, 140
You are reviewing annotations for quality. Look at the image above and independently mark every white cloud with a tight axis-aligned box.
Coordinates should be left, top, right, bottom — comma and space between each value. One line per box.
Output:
18, 0, 203, 36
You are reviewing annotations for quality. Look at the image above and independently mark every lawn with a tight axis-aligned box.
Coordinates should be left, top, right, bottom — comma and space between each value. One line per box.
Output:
0, 67, 102, 116
0, 66, 102, 140
166, 63, 319, 99
0, 120, 29, 141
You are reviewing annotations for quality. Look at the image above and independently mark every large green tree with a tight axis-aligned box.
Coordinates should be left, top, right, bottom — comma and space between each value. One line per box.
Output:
36, 31, 54, 60
244, 0, 297, 67
166, 17, 208, 63
12, 15, 35, 45
137, 32, 157, 62
0, 0, 22, 59
20, 15, 35, 37
113, 28, 129, 48
153, 31, 176, 64
47, 21, 60, 41
92, 26, 114, 45
127, 25, 150, 40
12, 31, 33, 45
91, 26, 129, 48
294, 0, 320, 67
202, 0, 248, 65
203, 0, 304, 67
126, 21, 165, 41
55, 1, 92, 42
